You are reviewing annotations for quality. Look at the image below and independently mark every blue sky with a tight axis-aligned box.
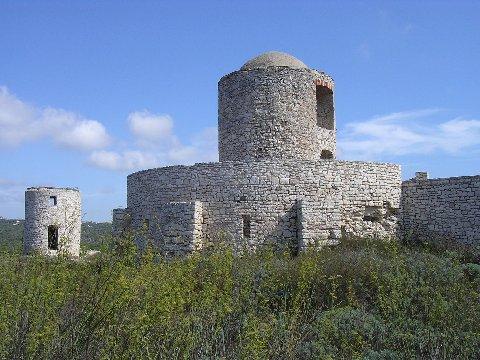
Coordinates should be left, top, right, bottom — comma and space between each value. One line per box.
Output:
1, 1, 479, 221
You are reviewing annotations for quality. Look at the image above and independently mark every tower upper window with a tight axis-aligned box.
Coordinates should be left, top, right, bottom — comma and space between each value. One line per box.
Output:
316, 85, 334, 130
49, 196, 57, 206
320, 150, 333, 159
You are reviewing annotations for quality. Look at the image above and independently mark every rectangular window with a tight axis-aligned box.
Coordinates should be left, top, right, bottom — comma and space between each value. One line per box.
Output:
48, 225, 58, 250
49, 196, 57, 206
242, 215, 251, 238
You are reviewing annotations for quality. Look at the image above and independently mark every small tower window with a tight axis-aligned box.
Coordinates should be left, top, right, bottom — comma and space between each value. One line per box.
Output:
316, 85, 334, 130
49, 196, 57, 206
242, 215, 251, 238
48, 225, 58, 250
320, 150, 333, 159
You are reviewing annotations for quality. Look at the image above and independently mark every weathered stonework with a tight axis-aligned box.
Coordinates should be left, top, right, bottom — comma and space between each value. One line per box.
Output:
112, 51, 478, 255
127, 160, 400, 252
21, 52, 479, 258
219, 53, 335, 162
401, 174, 480, 244
24, 187, 81, 256
117, 52, 401, 255
149, 201, 204, 255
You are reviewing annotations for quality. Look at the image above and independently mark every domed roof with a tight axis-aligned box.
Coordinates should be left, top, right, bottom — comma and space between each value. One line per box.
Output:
240, 51, 308, 70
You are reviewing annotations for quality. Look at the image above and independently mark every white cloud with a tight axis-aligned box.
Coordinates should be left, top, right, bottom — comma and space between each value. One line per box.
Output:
0, 86, 110, 150
128, 111, 174, 143
89, 150, 160, 171
0, 86, 218, 172
42, 108, 110, 150
0, 86, 40, 146
89, 115, 218, 172
338, 109, 480, 160
88, 151, 122, 170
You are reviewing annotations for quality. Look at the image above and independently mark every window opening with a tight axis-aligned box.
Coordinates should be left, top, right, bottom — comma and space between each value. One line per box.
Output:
242, 215, 251, 238
320, 150, 333, 159
316, 85, 334, 130
48, 225, 58, 250
49, 196, 57, 206
363, 207, 382, 222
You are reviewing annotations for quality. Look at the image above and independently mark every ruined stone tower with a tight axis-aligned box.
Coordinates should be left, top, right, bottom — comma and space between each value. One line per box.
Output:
118, 51, 401, 255
24, 187, 81, 256
218, 51, 336, 161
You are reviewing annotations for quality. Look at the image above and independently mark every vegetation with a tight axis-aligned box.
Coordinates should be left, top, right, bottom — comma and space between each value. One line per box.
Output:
0, 233, 479, 359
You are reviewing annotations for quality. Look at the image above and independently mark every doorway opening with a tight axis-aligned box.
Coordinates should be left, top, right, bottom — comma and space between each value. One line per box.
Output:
242, 215, 251, 238
48, 225, 59, 250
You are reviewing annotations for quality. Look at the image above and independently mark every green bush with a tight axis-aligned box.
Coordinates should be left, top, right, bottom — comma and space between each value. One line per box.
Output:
0, 235, 479, 359
309, 306, 388, 358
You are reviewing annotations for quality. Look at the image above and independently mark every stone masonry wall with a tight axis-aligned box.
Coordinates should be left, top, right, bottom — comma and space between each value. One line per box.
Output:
147, 201, 203, 256
297, 198, 341, 250
127, 160, 400, 253
218, 68, 336, 162
24, 187, 81, 256
401, 174, 480, 244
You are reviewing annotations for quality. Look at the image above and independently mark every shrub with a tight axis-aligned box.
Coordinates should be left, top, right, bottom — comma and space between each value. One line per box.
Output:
0, 235, 479, 359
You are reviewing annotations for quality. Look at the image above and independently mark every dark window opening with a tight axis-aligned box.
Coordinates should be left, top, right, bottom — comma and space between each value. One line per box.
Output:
316, 85, 334, 130
320, 150, 333, 159
363, 215, 380, 222
384, 201, 399, 216
48, 225, 58, 250
242, 215, 251, 238
239, 195, 247, 202
363, 206, 382, 222
49, 196, 57, 206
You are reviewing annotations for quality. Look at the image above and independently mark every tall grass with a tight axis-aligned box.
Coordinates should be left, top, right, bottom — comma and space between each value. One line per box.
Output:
0, 235, 479, 359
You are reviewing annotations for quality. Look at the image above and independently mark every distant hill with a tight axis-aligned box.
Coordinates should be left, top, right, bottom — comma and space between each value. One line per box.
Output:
0, 218, 112, 250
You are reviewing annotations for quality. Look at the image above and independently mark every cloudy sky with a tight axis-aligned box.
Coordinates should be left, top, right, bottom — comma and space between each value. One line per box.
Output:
1, 1, 479, 221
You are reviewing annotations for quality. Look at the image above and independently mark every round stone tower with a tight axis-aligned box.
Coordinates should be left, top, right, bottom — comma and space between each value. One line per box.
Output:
24, 187, 81, 256
218, 51, 336, 162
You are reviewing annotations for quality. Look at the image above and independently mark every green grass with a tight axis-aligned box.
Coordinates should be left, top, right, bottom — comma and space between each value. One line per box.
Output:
0, 235, 479, 359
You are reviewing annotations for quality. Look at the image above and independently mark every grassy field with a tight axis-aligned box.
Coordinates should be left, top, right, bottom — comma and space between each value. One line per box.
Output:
0, 233, 479, 359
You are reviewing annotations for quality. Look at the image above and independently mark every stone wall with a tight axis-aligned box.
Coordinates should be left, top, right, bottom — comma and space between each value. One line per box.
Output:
218, 68, 336, 162
127, 160, 400, 253
401, 174, 480, 244
297, 198, 341, 250
147, 201, 203, 255
24, 187, 81, 256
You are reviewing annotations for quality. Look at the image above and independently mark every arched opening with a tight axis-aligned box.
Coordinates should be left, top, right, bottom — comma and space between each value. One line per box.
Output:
48, 225, 58, 250
316, 85, 334, 130
320, 150, 333, 159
